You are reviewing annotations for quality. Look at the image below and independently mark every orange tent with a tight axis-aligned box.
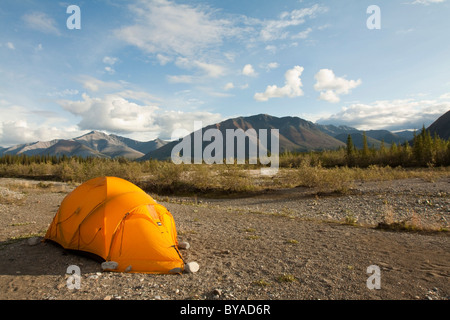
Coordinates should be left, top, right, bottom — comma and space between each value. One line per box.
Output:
44, 176, 185, 274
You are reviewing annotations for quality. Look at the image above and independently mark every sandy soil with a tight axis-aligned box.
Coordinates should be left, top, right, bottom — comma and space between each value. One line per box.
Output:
0, 177, 449, 301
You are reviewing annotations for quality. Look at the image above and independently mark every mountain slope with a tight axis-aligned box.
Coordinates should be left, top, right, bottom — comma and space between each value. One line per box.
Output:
0, 140, 60, 156
43, 139, 106, 158
110, 134, 168, 155
74, 131, 145, 159
427, 110, 450, 140
140, 114, 346, 161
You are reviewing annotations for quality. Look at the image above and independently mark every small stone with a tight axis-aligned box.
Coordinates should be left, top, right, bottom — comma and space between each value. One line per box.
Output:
185, 261, 200, 273
27, 237, 41, 246
101, 261, 118, 271
213, 289, 222, 296
155, 295, 161, 300
104, 295, 113, 300
178, 241, 190, 250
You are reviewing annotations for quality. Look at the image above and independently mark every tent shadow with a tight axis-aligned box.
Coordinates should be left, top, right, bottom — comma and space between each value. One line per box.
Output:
0, 236, 103, 276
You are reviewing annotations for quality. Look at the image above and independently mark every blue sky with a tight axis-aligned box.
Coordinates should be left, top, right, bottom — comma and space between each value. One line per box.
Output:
1, 0, 450, 146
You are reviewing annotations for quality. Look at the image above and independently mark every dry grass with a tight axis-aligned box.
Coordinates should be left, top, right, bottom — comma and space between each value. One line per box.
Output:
377, 203, 447, 233
1, 159, 449, 197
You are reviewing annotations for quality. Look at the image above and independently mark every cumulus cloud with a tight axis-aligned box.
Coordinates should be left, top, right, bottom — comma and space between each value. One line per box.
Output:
314, 69, 362, 103
56, 93, 222, 140
22, 12, 60, 35
0, 120, 82, 147
155, 111, 223, 140
242, 64, 257, 77
317, 99, 450, 131
254, 66, 304, 102
57, 93, 159, 133
0, 100, 81, 146
6, 42, 15, 50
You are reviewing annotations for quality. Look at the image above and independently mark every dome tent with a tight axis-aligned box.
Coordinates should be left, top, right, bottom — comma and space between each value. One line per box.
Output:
44, 176, 185, 274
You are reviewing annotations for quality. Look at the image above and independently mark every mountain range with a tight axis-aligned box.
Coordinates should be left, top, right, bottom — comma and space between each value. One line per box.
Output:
0, 131, 167, 160
1, 110, 448, 160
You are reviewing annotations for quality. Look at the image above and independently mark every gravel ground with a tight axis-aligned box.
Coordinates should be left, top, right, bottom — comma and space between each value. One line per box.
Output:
0, 177, 449, 301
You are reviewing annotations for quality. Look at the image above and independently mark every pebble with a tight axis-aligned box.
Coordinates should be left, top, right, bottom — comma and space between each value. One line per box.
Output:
185, 261, 200, 273
27, 237, 41, 246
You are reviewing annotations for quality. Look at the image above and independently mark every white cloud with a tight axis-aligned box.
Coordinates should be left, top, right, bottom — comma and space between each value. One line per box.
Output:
6, 42, 15, 50
103, 56, 118, 65
254, 66, 304, 102
264, 62, 279, 71
440, 92, 450, 100
224, 82, 234, 90
22, 12, 60, 35
168, 57, 226, 83
314, 69, 362, 103
166, 75, 196, 84
156, 54, 172, 66
292, 27, 313, 39
179, 59, 224, 78
115, 0, 237, 58
77, 75, 123, 92
411, 0, 446, 5
265, 45, 277, 53
155, 110, 223, 140
56, 93, 222, 140
242, 64, 257, 77
260, 5, 326, 41
318, 99, 450, 131
47, 89, 79, 97
104, 66, 115, 75
0, 100, 80, 146
57, 93, 159, 133
0, 120, 82, 147
103, 57, 118, 74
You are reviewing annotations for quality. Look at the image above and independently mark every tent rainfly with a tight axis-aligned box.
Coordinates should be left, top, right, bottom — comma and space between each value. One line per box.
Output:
44, 176, 186, 274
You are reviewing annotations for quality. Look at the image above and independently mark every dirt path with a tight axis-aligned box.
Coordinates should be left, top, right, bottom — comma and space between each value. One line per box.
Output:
0, 178, 449, 300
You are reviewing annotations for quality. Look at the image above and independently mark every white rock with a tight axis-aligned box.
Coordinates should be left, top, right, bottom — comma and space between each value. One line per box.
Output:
185, 261, 200, 273
178, 241, 190, 250
101, 261, 118, 271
